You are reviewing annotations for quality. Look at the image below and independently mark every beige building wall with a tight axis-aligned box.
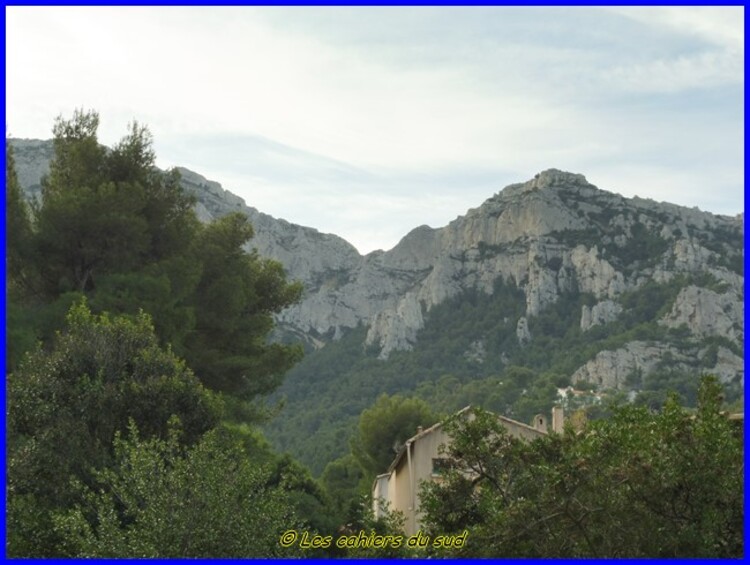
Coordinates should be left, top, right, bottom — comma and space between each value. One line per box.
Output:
372, 474, 390, 519
390, 460, 412, 530
373, 406, 559, 536
552, 405, 565, 433
498, 414, 550, 441
409, 426, 451, 533
377, 426, 452, 534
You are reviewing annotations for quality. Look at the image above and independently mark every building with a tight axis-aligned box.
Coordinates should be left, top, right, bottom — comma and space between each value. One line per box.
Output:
372, 405, 564, 535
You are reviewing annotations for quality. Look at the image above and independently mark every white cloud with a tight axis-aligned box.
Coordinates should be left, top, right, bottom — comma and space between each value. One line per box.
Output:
607, 7, 743, 51
6, 6, 744, 253
602, 50, 741, 93
600, 7, 743, 93
5, 6, 595, 171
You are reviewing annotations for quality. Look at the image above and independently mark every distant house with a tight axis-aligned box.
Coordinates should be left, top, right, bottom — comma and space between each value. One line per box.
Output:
372, 405, 564, 535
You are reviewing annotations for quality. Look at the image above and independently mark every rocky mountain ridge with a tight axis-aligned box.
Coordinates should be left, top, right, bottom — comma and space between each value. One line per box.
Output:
9, 139, 744, 391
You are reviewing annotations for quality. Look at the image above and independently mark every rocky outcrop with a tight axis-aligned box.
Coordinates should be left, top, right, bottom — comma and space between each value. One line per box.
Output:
364, 292, 425, 359
8, 138, 53, 201
570, 246, 625, 299
581, 300, 624, 331
571, 342, 687, 390
176, 166, 363, 292
706, 347, 745, 384
572, 339, 744, 390
516, 316, 531, 345
10, 140, 744, 390
659, 285, 743, 345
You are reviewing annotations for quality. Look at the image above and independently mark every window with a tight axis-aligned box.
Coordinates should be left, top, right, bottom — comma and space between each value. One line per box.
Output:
431, 458, 451, 477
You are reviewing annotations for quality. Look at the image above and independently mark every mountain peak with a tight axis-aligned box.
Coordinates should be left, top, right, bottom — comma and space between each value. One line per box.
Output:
528, 168, 589, 190
485, 169, 596, 209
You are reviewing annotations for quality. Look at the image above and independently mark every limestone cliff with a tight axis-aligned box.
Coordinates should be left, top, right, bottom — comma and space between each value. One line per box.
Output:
10, 139, 744, 390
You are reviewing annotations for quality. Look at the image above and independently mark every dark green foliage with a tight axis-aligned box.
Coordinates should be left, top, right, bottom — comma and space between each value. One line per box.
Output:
610, 221, 670, 267
320, 454, 366, 525
697, 226, 744, 275
338, 503, 415, 558
6, 301, 38, 370
265, 279, 529, 475
420, 377, 743, 557
723, 252, 744, 275
5, 111, 343, 557
415, 367, 560, 425
8, 110, 303, 405
6, 141, 34, 289
549, 227, 600, 247
267, 270, 737, 474
7, 111, 203, 370
7, 302, 222, 556
52, 422, 302, 557
547, 256, 563, 271
89, 262, 200, 356
6, 291, 86, 371
265, 453, 338, 537
185, 212, 303, 401
620, 276, 684, 324
351, 393, 438, 480
6, 301, 330, 558
36, 114, 149, 295
634, 369, 701, 410
43, 110, 107, 197
6, 141, 44, 368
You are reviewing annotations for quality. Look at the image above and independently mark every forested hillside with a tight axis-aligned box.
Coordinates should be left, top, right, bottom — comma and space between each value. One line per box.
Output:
5, 112, 333, 557
7, 113, 744, 557
267, 271, 743, 475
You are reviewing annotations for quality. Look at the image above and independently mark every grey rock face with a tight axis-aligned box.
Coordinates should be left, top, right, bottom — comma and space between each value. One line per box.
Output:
569, 246, 625, 300
581, 300, 624, 332
707, 347, 745, 384
365, 292, 425, 359
659, 285, 743, 345
516, 316, 531, 345
8, 138, 53, 202
10, 141, 744, 389
570, 341, 688, 390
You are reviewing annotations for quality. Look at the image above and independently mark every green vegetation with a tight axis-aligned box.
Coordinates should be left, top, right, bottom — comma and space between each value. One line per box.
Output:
610, 221, 670, 268
266, 279, 529, 475
7, 111, 742, 557
351, 394, 438, 481
549, 194, 741, 278
319, 454, 366, 527
52, 423, 300, 557
698, 226, 744, 275
6, 296, 335, 558
267, 271, 733, 475
5, 113, 318, 557
185, 213, 303, 404
7, 110, 302, 413
419, 377, 743, 557
550, 220, 671, 274
7, 303, 220, 555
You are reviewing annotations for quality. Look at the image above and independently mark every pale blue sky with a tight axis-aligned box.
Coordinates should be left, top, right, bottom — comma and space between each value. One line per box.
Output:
7, 6, 744, 254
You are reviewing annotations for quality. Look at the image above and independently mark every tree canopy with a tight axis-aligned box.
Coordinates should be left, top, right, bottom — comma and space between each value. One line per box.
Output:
419, 376, 743, 558
7, 301, 221, 555
52, 422, 302, 558
6, 112, 312, 557
351, 393, 438, 480
7, 110, 303, 406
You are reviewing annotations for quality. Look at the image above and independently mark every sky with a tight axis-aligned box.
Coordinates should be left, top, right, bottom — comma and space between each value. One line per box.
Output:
6, 6, 744, 255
